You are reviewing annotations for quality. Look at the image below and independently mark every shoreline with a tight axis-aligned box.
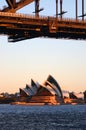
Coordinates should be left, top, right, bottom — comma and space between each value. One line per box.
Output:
10, 101, 86, 106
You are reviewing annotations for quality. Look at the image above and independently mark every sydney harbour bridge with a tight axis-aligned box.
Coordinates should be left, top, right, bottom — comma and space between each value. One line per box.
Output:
0, 0, 86, 42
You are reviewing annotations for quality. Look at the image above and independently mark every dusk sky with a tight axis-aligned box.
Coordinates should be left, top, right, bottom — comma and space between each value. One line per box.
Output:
0, 0, 86, 93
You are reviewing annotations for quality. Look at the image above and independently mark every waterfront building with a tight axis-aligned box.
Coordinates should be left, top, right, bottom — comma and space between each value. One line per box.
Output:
83, 91, 86, 102
19, 75, 63, 104
69, 92, 84, 99
69, 92, 85, 104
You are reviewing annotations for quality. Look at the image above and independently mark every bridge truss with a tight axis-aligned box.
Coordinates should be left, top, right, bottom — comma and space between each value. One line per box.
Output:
0, 0, 86, 42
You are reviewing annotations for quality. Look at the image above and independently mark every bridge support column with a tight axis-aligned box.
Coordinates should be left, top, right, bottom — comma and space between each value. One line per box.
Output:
76, 0, 78, 20
60, 0, 62, 19
82, 0, 84, 21
6, 0, 16, 12
13, 0, 16, 7
35, 0, 39, 17
56, 0, 58, 18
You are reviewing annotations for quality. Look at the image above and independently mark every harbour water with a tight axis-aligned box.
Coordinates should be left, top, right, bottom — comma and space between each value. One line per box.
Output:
0, 104, 86, 130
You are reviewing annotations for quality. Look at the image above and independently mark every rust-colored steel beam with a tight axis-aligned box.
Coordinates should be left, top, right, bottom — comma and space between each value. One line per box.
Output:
6, 0, 14, 8
12, 0, 16, 8
2, 0, 34, 12
5, 0, 16, 12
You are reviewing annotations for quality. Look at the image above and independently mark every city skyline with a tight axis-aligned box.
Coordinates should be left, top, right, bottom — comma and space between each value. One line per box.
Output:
0, 0, 86, 93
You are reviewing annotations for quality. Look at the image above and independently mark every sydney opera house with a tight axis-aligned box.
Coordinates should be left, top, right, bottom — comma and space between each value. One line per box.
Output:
19, 75, 64, 105
19, 75, 86, 105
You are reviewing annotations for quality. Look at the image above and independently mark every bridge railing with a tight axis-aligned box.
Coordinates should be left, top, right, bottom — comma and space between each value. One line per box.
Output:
0, 12, 48, 20
0, 12, 86, 27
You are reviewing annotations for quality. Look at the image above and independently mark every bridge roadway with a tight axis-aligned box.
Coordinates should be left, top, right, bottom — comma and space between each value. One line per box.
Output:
0, 12, 86, 42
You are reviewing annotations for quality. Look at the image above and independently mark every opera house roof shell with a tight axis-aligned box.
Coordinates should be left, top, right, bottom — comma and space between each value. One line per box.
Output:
20, 75, 63, 98
20, 79, 40, 97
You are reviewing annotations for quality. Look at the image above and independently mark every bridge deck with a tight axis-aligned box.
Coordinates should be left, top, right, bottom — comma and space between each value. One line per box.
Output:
0, 12, 86, 42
